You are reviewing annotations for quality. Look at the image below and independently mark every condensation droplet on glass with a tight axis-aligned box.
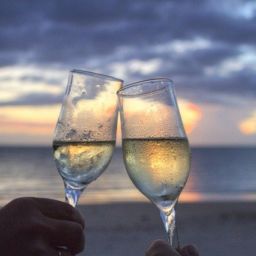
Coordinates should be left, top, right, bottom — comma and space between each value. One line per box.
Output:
72, 97, 79, 106
82, 130, 92, 140
66, 129, 77, 139
57, 121, 64, 129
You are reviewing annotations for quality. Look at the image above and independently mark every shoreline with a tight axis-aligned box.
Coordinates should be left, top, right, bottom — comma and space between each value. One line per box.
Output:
1, 192, 256, 207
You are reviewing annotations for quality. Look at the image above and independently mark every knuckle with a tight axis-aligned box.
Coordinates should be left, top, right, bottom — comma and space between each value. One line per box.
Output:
68, 205, 82, 221
23, 218, 49, 238
39, 221, 56, 238
10, 197, 33, 207
10, 197, 37, 214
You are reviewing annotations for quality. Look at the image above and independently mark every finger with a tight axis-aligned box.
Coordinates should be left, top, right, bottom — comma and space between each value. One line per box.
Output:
47, 218, 85, 254
145, 240, 181, 256
180, 245, 199, 256
31, 197, 85, 228
56, 248, 74, 256
45, 247, 69, 256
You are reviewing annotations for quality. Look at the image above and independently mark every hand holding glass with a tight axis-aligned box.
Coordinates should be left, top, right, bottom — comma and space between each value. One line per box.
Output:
118, 79, 190, 245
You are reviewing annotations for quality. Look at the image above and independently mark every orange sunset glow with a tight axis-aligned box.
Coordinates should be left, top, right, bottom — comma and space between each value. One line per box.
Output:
0, 98, 201, 144
178, 99, 202, 134
239, 111, 256, 135
0, 105, 59, 136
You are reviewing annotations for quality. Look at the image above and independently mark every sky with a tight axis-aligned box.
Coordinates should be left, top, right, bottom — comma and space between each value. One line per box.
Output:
0, 0, 256, 146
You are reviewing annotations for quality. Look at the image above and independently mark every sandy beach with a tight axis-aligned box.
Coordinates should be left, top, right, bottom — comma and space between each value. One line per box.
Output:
77, 201, 256, 256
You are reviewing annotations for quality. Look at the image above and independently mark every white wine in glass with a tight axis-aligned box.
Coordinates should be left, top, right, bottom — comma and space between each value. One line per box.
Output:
53, 70, 123, 207
118, 79, 190, 245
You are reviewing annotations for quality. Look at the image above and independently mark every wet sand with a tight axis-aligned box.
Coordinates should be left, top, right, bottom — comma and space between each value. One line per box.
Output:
77, 201, 256, 256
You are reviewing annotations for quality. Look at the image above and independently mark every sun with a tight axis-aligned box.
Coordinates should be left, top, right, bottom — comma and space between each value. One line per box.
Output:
239, 111, 256, 135
178, 99, 202, 134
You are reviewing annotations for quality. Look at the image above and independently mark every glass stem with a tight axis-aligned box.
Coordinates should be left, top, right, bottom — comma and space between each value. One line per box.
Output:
64, 182, 85, 207
160, 208, 176, 245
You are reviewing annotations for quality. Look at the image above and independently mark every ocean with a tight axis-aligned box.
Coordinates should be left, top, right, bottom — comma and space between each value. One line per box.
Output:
0, 146, 255, 205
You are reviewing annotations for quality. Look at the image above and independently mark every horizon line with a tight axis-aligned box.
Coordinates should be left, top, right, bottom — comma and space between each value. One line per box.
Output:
0, 143, 255, 148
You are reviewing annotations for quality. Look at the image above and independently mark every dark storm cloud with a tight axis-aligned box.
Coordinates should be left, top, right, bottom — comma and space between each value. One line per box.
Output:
0, 0, 255, 105
187, 46, 241, 67
1, 0, 255, 63
165, 65, 256, 107
152, 44, 242, 77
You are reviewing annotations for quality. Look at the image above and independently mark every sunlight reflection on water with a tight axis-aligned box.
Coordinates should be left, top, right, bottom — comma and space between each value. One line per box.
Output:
0, 146, 255, 206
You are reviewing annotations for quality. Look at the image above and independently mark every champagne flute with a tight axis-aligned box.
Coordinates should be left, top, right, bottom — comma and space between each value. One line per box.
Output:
118, 78, 190, 245
53, 69, 123, 207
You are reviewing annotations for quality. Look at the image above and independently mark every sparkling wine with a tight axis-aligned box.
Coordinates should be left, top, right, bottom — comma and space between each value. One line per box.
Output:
53, 141, 115, 188
123, 137, 190, 209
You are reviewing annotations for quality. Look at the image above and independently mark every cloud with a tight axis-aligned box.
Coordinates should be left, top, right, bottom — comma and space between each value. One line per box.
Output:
0, 0, 255, 63
0, 0, 255, 106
